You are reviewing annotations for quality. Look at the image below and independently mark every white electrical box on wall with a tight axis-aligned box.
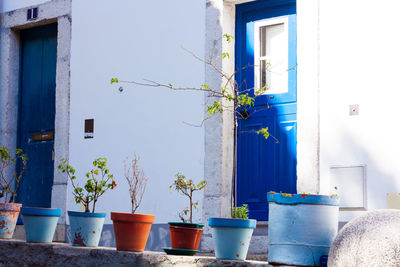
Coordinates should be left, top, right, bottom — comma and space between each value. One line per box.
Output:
330, 165, 367, 210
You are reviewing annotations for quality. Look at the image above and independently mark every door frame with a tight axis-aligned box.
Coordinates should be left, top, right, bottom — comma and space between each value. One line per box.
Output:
201, 0, 320, 251
0, 0, 72, 238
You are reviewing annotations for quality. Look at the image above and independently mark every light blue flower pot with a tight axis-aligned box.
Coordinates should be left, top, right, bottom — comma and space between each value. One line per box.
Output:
267, 192, 339, 266
208, 218, 256, 260
68, 211, 105, 247
21, 207, 61, 243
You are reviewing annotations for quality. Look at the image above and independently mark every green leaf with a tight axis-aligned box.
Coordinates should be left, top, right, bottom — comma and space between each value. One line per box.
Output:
256, 127, 270, 140
237, 94, 255, 107
232, 204, 249, 219
207, 100, 223, 116
223, 33, 234, 43
255, 85, 267, 96
221, 52, 230, 59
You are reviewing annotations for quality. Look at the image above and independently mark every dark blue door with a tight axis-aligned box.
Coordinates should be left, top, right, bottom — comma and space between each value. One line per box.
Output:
236, 1, 297, 220
17, 24, 57, 208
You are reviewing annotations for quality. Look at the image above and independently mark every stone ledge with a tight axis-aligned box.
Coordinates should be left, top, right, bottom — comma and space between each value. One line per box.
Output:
0, 239, 271, 267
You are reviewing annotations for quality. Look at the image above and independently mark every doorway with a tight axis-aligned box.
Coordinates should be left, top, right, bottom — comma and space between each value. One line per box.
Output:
17, 23, 58, 208
236, 0, 297, 220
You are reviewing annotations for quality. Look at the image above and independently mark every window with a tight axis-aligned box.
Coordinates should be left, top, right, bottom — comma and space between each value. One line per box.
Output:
254, 17, 288, 95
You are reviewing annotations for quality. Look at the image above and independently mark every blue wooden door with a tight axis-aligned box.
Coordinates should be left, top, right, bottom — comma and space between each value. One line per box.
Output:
236, 0, 297, 220
17, 24, 57, 208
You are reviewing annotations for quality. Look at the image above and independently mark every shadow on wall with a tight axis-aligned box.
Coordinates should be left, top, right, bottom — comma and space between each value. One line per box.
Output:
320, 127, 397, 223
65, 224, 172, 251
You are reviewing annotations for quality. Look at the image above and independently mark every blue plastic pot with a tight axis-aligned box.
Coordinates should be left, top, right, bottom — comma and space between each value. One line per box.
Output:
21, 207, 61, 243
208, 218, 257, 260
68, 211, 106, 247
267, 192, 339, 266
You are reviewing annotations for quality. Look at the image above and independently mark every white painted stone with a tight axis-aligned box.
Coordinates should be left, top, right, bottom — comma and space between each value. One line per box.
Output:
1, 0, 72, 227
296, 0, 320, 194
201, 234, 214, 252
52, 12, 72, 229
2, 0, 70, 29
201, 231, 267, 255
203, 0, 235, 227
0, 27, 19, 152
248, 235, 268, 255
1, 0, 51, 13
51, 184, 67, 225
329, 209, 400, 267
0, 239, 271, 266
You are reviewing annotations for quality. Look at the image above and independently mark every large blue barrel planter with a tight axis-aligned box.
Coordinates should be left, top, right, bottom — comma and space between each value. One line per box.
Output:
208, 218, 257, 260
21, 207, 61, 243
68, 211, 106, 247
267, 192, 340, 266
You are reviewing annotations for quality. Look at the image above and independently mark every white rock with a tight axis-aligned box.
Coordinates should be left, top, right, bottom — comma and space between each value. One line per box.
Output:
329, 209, 400, 267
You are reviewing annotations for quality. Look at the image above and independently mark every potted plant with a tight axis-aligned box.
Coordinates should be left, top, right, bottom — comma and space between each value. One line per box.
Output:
267, 192, 340, 266
164, 172, 206, 255
111, 155, 154, 252
0, 146, 27, 239
208, 205, 256, 260
57, 157, 116, 247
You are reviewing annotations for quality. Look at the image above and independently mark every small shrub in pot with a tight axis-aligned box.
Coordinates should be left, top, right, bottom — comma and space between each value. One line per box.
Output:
111, 154, 155, 252
58, 157, 116, 247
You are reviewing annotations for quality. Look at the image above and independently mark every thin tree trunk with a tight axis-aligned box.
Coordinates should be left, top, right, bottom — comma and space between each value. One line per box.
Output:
190, 190, 193, 223
233, 119, 238, 211
231, 102, 238, 216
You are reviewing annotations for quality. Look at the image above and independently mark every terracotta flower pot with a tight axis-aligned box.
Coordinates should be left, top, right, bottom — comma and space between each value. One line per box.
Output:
111, 212, 155, 252
0, 202, 22, 239
168, 222, 204, 250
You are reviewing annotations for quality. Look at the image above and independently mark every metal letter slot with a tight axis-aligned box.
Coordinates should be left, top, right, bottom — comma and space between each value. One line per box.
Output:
32, 132, 54, 142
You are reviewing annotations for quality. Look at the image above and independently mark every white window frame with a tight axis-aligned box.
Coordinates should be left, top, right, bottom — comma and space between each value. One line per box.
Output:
254, 16, 289, 95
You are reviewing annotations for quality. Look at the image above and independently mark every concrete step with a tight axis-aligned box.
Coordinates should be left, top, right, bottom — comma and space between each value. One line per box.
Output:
0, 239, 274, 267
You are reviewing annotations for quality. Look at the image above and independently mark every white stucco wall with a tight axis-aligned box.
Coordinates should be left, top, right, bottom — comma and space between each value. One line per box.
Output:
69, 0, 205, 224
3, 0, 398, 229
1, 0, 51, 12
319, 0, 400, 221
207, 0, 400, 225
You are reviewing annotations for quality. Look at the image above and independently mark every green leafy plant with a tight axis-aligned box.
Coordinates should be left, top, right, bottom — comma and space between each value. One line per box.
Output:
124, 154, 148, 214
0, 146, 27, 203
170, 172, 206, 223
57, 158, 117, 213
231, 204, 249, 219
111, 33, 286, 217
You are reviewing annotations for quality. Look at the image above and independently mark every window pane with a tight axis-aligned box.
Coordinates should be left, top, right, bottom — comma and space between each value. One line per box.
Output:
256, 20, 288, 95
260, 27, 266, 57
260, 60, 266, 88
